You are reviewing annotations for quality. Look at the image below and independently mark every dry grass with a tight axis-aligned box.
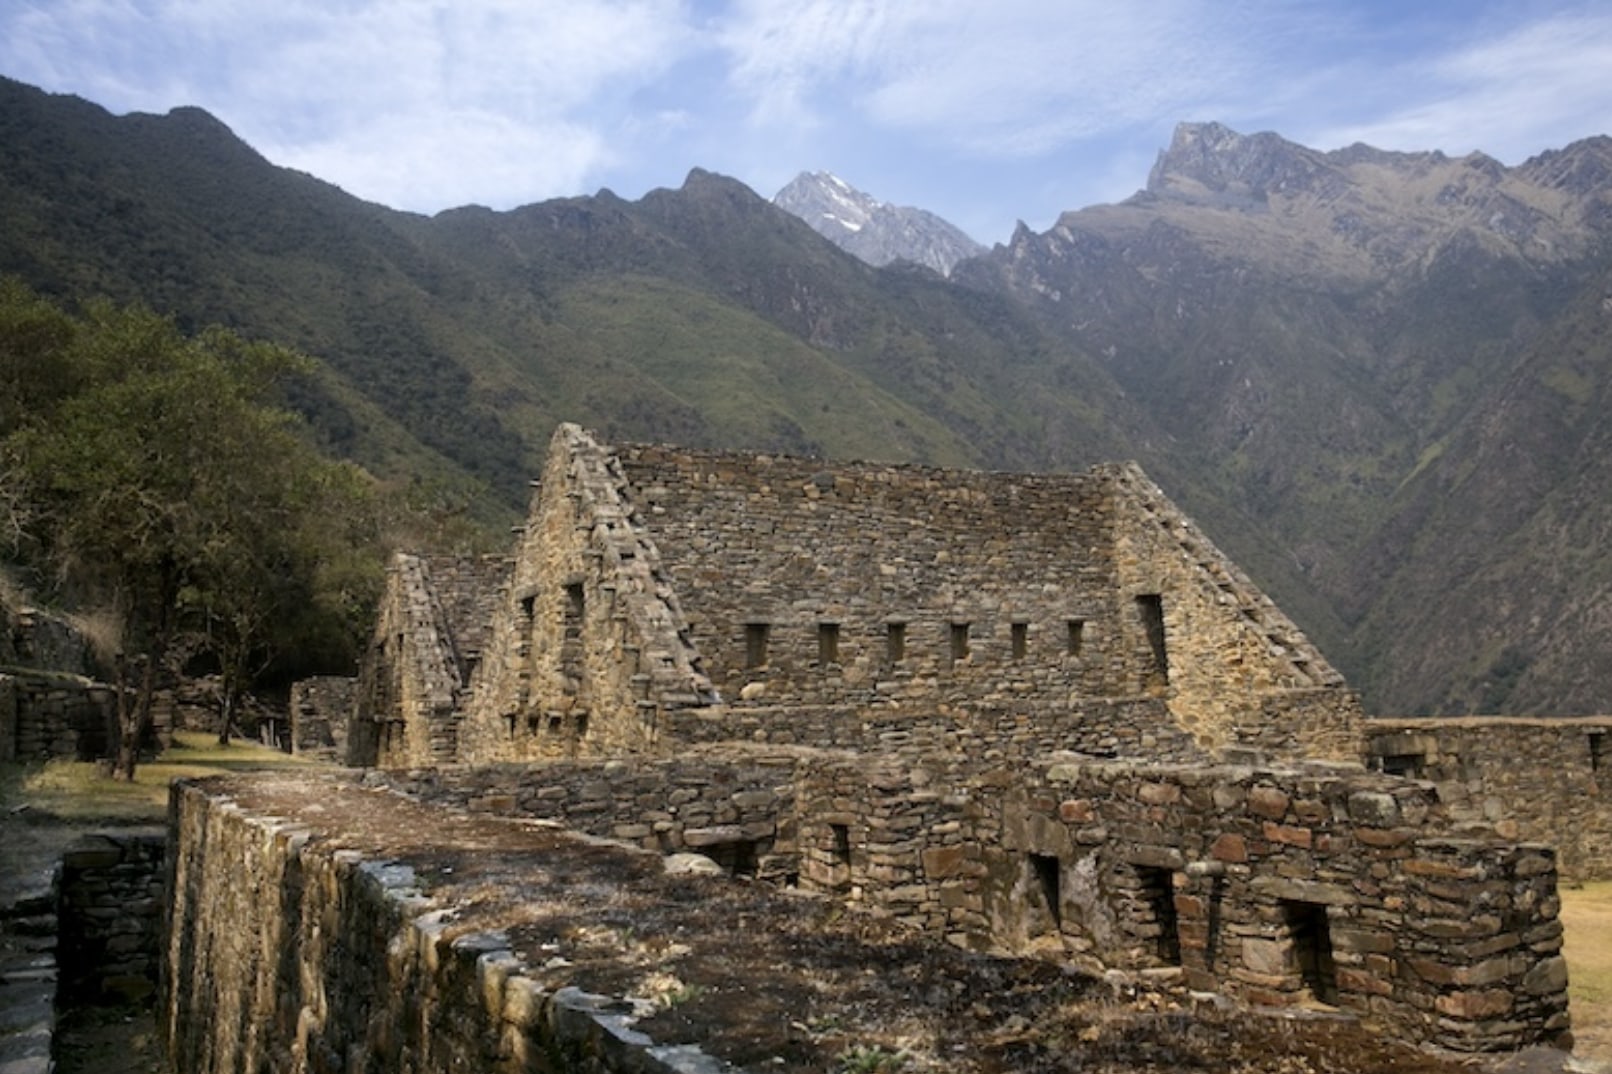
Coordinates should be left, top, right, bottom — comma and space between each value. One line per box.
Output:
3, 731, 322, 822
1562, 882, 1612, 1063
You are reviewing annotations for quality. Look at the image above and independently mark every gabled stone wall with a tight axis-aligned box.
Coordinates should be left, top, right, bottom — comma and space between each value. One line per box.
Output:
458, 426, 715, 764
289, 676, 358, 760
361, 427, 1363, 767
1366, 716, 1612, 883
352, 553, 510, 767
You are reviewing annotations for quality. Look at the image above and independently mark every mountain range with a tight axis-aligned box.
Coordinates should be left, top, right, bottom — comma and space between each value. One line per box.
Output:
3, 74, 1610, 718
772, 171, 984, 276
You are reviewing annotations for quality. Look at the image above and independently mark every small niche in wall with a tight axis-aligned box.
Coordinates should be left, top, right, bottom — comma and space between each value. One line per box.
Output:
1136, 866, 1181, 965
886, 622, 906, 663
818, 622, 840, 665
950, 623, 971, 666
1028, 853, 1062, 929
1591, 732, 1606, 773
1011, 622, 1029, 661
574, 712, 590, 738
703, 839, 761, 878
1136, 594, 1168, 686
744, 623, 770, 668
1379, 753, 1425, 778
1066, 619, 1086, 657
831, 823, 851, 865
1284, 900, 1338, 1005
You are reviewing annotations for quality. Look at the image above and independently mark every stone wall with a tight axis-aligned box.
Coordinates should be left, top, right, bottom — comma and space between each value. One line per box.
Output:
0, 671, 117, 762
375, 747, 1570, 1053
458, 427, 716, 765
162, 774, 765, 1074
289, 676, 357, 760
1366, 716, 1612, 883
55, 831, 166, 1006
352, 553, 511, 768
438, 427, 1362, 767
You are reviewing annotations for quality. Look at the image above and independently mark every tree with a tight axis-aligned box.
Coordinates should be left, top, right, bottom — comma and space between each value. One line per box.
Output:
1, 283, 382, 776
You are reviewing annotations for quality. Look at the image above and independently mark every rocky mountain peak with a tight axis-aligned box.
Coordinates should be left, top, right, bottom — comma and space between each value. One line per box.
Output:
1146, 121, 1330, 206
773, 172, 984, 276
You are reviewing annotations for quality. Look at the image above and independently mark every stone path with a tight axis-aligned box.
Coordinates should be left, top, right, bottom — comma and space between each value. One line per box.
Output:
0, 808, 75, 1074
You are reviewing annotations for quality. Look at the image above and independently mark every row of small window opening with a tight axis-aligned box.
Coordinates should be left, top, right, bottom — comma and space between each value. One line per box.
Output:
743, 618, 1087, 669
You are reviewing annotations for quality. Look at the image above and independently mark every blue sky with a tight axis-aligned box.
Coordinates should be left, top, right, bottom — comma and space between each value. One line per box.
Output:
3, 1, 1610, 245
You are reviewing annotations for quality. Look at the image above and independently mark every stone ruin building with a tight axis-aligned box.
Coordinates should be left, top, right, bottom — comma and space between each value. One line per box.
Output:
170, 422, 1593, 1069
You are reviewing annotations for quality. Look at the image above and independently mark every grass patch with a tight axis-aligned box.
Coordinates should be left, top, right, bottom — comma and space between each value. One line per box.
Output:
2, 731, 322, 823
1562, 882, 1612, 1061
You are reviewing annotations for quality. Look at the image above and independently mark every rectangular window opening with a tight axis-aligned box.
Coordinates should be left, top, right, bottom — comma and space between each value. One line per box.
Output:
1011, 622, 1029, 661
1029, 853, 1062, 929
886, 622, 906, 663
1284, 901, 1338, 1005
1379, 753, 1425, 778
744, 623, 770, 669
818, 622, 840, 665
564, 582, 585, 630
1136, 866, 1182, 965
1067, 619, 1086, 657
1136, 594, 1168, 687
831, 823, 851, 865
574, 712, 589, 738
950, 622, 971, 666
1591, 732, 1606, 773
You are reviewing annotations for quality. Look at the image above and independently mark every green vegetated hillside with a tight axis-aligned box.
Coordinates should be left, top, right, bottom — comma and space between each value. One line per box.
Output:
5, 77, 1612, 716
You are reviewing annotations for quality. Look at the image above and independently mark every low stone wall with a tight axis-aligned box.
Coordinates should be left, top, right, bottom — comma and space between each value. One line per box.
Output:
1366, 716, 1612, 883
0, 671, 118, 762
55, 831, 166, 1006
788, 754, 1570, 1052
377, 756, 799, 883
164, 776, 737, 1074
376, 748, 1571, 1053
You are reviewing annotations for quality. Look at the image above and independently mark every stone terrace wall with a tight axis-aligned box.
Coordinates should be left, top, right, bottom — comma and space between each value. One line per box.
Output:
56, 831, 166, 1006
163, 774, 778, 1074
1366, 716, 1612, 883
378, 756, 799, 882
459, 426, 716, 765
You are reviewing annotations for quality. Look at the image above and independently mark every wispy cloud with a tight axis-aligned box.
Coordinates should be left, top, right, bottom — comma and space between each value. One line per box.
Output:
1, 0, 1608, 236
1313, 10, 1612, 160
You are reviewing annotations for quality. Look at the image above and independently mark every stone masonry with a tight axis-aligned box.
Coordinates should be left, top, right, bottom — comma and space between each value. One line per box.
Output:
323, 423, 1584, 1056
356, 425, 1363, 768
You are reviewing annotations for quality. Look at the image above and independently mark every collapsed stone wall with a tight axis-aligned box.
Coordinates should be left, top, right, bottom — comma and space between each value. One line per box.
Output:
1366, 717, 1612, 883
376, 747, 1569, 1053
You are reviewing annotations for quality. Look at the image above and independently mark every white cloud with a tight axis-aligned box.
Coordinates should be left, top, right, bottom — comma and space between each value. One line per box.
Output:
714, 0, 1316, 157
1, 0, 698, 210
1313, 11, 1612, 159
